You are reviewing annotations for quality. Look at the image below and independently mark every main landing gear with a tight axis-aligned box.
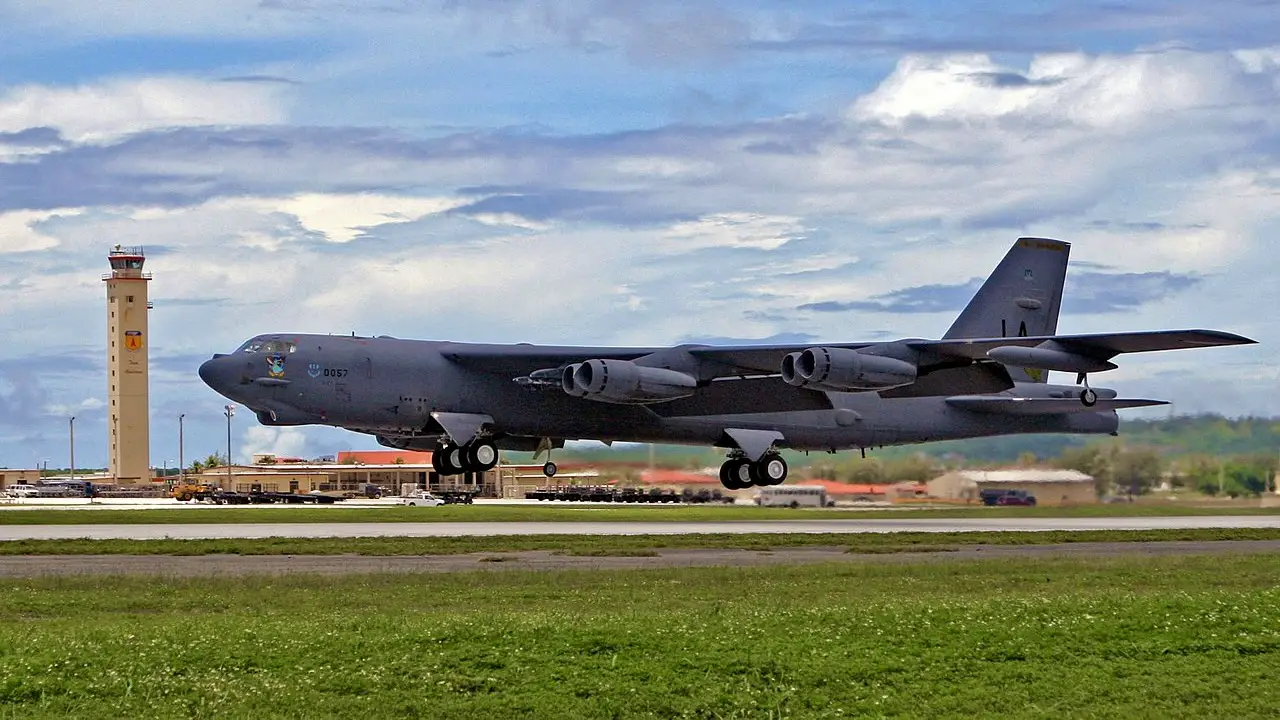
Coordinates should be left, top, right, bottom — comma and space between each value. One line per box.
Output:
719, 454, 788, 490
433, 439, 499, 476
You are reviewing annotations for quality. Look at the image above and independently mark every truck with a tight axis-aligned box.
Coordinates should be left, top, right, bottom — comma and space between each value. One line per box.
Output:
400, 491, 444, 507
980, 488, 1038, 506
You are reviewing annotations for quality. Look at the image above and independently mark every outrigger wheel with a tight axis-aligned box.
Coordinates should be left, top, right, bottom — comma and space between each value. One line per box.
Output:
1076, 372, 1099, 408
542, 461, 558, 477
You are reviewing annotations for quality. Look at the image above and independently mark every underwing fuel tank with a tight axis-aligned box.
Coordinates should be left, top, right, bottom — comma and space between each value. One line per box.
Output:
987, 344, 1118, 374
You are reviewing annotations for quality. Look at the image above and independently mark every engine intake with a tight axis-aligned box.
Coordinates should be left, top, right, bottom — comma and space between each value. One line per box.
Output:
561, 359, 697, 404
781, 347, 917, 391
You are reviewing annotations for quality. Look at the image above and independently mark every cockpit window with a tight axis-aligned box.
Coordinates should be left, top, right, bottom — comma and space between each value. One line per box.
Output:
238, 338, 296, 354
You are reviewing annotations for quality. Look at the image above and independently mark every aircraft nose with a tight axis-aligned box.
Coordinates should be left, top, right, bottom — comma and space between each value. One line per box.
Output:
198, 355, 236, 393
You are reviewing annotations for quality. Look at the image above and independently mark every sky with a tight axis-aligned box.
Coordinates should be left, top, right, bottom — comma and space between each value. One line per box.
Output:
0, 0, 1276, 470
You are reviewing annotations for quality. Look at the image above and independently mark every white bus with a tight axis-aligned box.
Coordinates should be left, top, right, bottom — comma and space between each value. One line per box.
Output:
754, 484, 832, 508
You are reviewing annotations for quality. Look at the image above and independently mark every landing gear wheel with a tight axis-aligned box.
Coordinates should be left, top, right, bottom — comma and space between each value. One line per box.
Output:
1080, 388, 1098, 407
466, 441, 499, 471
447, 446, 468, 475
719, 459, 750, 490
751, 456, 788, 486
434, 444, 461, 475
542, 461, 558, 478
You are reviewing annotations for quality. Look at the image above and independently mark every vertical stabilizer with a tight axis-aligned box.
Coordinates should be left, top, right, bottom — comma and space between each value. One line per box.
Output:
944, 238, 1070, 383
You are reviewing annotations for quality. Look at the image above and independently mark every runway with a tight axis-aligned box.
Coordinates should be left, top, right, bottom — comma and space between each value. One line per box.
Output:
3, 515, 1280, 540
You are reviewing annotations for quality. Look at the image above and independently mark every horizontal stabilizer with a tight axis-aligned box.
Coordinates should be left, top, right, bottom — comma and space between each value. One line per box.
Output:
915, 329, 1255, 362
946, 396, 1169, 415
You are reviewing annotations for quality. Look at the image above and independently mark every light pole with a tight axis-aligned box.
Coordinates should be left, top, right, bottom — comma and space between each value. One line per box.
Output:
68, 416, 76, 483
178, 413, 186, 486
224, 404, 235, 489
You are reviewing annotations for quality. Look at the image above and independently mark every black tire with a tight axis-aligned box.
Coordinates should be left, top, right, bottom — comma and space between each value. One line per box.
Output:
750, 456, 788, 486
720, 459, 751, 490
1081, 388, 1099, 407
448, 446, 468, 474
543, 461, 558, 477
436, 445, 464, 475
467, 441, 499, 471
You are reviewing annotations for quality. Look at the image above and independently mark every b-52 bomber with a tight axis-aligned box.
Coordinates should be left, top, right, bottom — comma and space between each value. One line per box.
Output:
199, 238, 1254, 490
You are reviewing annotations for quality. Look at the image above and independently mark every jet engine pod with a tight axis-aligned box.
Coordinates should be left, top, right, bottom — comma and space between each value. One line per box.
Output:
566, 359, 697, 404
788, 347, 918, 391
561, 363, 588, 397
780, 352, 802, 386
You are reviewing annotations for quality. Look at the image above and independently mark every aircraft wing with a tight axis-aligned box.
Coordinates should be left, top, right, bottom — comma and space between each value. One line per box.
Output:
684, 343, 877, 375
911, 329, 1256, 361
946, 396, 1169, 415
443, 341, 879, 377
440, 343, 663, 374
440, 329, 1254, 383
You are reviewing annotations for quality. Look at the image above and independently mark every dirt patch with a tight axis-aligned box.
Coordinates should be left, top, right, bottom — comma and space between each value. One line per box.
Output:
2, 540, 1279, 577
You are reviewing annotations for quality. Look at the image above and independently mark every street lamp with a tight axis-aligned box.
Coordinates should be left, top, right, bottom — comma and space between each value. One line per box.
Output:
68, 416, 76, 483
224, 404, 235, 489
178, 413, 186, 486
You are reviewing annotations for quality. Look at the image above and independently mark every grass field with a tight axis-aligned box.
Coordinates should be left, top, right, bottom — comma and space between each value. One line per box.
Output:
4, 527, 1280, 556
2, 553, 1279, 717
4, 502, 1280, 525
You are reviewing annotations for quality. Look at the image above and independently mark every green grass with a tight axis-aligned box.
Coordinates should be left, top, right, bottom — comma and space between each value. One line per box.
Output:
4, 502, 1280, 525
3, 527, 1280, 556
2, 554, 1280, 717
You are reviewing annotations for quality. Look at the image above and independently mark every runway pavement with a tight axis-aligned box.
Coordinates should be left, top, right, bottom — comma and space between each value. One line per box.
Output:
4, 515, 1280, 540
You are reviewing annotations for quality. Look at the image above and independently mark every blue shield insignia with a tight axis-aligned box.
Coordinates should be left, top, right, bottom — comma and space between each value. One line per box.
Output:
308, 362, 322, 378
266, 353, 286, 378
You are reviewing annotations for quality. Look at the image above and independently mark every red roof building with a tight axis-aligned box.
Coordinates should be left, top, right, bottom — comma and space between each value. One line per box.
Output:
337, 450, 433, 465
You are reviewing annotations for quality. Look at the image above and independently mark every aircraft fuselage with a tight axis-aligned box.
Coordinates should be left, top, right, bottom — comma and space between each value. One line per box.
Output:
198, 333, 1119, 455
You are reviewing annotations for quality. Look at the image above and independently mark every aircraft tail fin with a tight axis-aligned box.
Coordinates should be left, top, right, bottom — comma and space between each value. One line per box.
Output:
943, 238, 1070, 383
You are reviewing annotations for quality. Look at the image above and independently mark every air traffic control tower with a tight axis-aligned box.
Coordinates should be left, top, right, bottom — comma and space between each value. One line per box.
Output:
103, 245, 152, 484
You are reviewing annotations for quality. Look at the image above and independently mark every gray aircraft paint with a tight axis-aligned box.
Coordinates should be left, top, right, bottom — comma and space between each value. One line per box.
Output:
198, 239, 1254, 472
945, 237, 1068, 384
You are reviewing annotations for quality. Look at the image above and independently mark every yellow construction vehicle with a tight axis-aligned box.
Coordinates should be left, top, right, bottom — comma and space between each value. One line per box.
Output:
172, 483, 219, 502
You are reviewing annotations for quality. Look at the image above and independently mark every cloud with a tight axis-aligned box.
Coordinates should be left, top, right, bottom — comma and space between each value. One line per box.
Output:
1062, 271, 1204, 313
660, 213, 806, 252
679, 332, 818, 346
241, 425, 310, 462
799, 278, 984, 314
799, 270, 1203, 316
0, 77, 292, 144
0, 39, 1277, 467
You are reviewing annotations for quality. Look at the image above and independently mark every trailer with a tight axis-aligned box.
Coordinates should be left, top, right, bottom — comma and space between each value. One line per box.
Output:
175, 487, 342, 504
524, 486, 683, 503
